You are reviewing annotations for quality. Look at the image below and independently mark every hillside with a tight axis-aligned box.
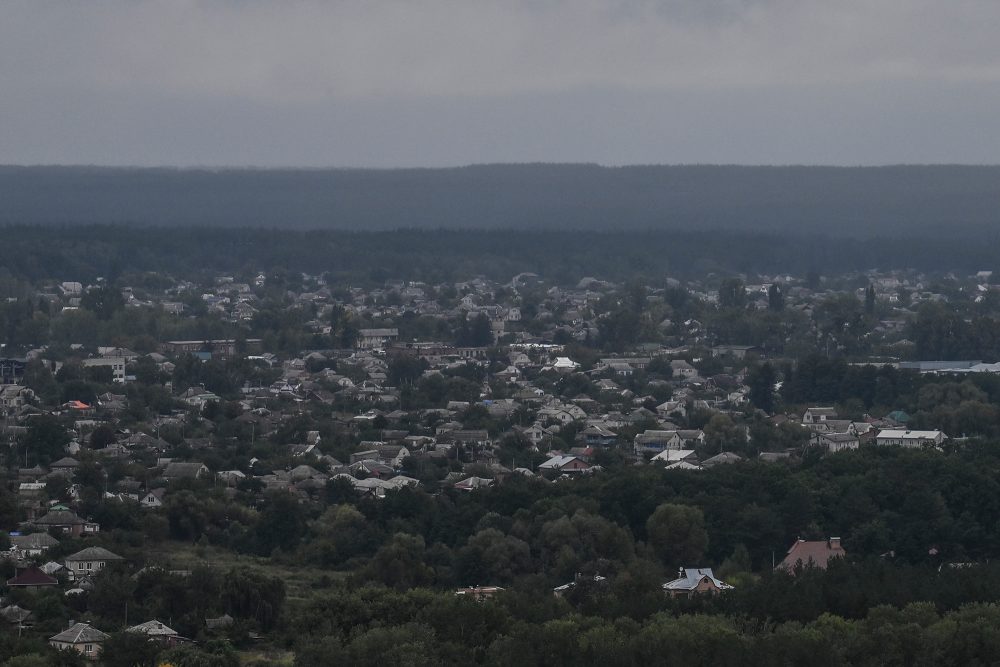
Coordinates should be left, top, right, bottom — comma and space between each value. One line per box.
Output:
1, 164, 998, 235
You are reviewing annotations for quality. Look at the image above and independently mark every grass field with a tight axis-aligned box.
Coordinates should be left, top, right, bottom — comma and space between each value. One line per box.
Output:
150, 540, 347, 601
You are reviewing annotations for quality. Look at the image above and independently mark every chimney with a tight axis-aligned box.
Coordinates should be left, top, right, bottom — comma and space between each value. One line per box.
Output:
829, 537, 841, 549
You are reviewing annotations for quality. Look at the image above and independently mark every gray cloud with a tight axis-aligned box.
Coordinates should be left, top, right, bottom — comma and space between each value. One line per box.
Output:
1, 0, 999, 166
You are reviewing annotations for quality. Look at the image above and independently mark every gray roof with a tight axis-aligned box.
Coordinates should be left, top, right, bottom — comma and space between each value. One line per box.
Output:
128, 619, 178, 636
702, 452, 744, 467
49, 622, 110, 644
163, 462, 207, 478
10, 533, 59, 550
663, 568, 732, 592
64, 547, 125, 562
0, 604, 32, 623
34, 510, 85, 526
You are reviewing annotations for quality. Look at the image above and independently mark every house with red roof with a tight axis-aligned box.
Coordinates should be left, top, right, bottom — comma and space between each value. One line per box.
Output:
777, 537, 846, 572
6, 566, 58, 589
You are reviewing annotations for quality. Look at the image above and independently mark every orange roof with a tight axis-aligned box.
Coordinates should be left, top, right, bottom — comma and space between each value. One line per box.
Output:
777, 538, 846, 572
69, 400, 91, 409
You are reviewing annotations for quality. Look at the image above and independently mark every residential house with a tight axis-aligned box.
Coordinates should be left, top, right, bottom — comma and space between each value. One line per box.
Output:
140, 488, 166, 509
711, 345, 763, 359
634, 430, 683, 456
64, 547, 125, 579
651, 449, 699, 466
6, 566, 58, 589
552, 357, 580, 372
777, 537, 846, 572
538, 455, 591, 473
49, 457, 80, 477
356, 328, 399, 350
802, 407, 838, 426
0, 385, 34, 411
127, 620, 183, 646
663, 568, 733, 597
670, 360, 699, 379
8, 533, 59, 558
812, 432, 860, 452
34, 509, 98, 536
876, 429, 946, 447
82, 357, 128, 383
701, 452, 744, 468
49, 623, 109, 659
453, 476, 494, 491
162, 462, 209, 481
580, 424, 617, 446
656, 400, 688, 420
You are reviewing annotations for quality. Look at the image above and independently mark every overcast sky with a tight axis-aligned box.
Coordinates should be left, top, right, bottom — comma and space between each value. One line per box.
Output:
2, 0, 999, 167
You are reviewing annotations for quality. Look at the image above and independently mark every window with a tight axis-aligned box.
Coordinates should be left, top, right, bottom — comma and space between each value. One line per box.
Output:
85, 644, 93, 652
86, 562, 92, 570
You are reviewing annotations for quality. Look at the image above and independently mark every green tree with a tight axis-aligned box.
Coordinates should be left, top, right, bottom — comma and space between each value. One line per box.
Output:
81, 285, 125, 320
366, 533, 435, 590
221, 569, 285, 631
255, 490, 306, 555
101, 632, 162, 667
865, 283, 876, 316
718, 278, 747, 309
768, 284, 785, 312
747, 363, 777, 413
22, 414, 70, 465
645, 503, 708, 567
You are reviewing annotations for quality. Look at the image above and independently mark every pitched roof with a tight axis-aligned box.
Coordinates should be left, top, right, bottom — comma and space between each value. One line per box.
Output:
49, 622, 110, 644
539, 455, 589, 470
128, 620, 178, 637
163, 462, 207, 478
778, 538, 846, 571
6, 566, 58, 587
10, 533, 60, 550
0, 604, 32, 623
663, 568, 732, 592
34, 510, 86, 526
64, 546, 125, 562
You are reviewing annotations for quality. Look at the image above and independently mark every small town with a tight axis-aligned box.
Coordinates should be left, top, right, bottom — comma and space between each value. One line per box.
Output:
4, 1, 1000, 662
1, 259, 999, 664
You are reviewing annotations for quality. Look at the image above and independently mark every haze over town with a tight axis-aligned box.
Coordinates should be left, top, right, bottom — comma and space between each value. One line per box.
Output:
3, 0, 1000, 167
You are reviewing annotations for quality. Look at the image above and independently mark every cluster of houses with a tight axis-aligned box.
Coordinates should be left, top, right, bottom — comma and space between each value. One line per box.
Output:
0, 266, 982, 658
0, 540, 190, 659
801, 407, 946, 452
544, 536, 848, 601
1, 267, 964, 516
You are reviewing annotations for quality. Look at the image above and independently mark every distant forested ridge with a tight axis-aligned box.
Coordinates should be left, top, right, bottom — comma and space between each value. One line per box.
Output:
1, 164, 1000, 235
1, 226, 1000, 285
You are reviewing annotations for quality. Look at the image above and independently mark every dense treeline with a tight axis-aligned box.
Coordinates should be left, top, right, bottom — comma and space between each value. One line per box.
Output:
288, 590, 1000, 667
13, 444, 1000, 664
1, 225, 1000, 286
27, 444, 1000, 582
2, 164, 1000, 237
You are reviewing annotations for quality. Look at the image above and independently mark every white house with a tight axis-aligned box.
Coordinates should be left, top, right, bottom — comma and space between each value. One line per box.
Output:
876, 429, 946, 447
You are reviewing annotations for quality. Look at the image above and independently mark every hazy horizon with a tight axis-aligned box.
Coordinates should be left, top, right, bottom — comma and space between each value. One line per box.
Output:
3, 161, 1000, 170
3, 1, 1000, 167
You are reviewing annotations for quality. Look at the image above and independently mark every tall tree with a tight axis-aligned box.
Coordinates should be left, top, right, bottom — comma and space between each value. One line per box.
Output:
865, 283, 877, 316
718, 279, 747, 309
768, 284, 785, 311
645, 503, 708, 567
747, 362, 778, 413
